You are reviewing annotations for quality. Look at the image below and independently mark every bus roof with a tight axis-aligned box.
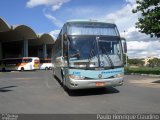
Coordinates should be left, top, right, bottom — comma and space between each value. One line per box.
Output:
1, 57, 39, 60
66, 19, 115, 25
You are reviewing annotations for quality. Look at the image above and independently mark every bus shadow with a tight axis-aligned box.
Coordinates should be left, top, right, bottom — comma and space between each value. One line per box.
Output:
53, 75, 64, 87
0, 86, 17, 92
0, 70, 12, 72
66, 87, 120, 97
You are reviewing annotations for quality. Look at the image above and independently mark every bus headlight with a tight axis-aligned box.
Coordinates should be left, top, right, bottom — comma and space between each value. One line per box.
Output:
114, 73, 124, 78
69, 75, 85, 80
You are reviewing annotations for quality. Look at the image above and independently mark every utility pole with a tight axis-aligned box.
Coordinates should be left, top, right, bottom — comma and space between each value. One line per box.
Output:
124, 30, 128, 67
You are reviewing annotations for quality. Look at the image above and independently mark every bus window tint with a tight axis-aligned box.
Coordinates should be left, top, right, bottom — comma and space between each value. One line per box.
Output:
34, 59, 39, 64
23, 59, 32, 63
40, 59, 51, 63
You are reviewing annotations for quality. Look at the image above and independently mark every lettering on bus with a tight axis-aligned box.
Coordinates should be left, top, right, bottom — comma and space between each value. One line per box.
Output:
73, 71, 81, 75
101, 70, 122, 74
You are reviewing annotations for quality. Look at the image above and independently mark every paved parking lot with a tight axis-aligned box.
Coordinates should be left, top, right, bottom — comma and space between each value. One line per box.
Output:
0, 71, 160, 113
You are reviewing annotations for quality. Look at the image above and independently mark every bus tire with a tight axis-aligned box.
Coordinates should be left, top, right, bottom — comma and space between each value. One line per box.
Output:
49, 67, 52, 70
20, 67, 24, 71
45, 67, 48, 70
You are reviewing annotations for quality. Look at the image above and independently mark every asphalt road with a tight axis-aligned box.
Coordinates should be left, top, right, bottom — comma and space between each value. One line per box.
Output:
0, 70, 160, 114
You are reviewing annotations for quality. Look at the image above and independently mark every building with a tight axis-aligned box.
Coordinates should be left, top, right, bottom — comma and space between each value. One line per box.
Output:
0, 17, 55, 59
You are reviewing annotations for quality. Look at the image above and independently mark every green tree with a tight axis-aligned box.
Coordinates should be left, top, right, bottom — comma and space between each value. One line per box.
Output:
148, 58, 160, 68
132, 0, 160, 38
128, 59, 144, 66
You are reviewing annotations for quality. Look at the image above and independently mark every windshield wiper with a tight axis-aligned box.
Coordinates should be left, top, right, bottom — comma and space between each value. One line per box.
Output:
86, 41, 98, 69
101, 47, 114, 69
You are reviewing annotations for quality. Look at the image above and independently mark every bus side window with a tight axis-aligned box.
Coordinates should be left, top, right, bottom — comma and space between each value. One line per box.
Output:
28, 59, 32, 62
63, 44, 68, 60
63, 38, 68, 60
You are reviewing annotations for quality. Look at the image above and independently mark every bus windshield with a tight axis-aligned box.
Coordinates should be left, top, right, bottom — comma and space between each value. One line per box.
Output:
67, 36, 123, 69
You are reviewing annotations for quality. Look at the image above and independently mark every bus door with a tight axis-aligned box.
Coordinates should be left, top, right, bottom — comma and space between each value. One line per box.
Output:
33, 59, 40, 69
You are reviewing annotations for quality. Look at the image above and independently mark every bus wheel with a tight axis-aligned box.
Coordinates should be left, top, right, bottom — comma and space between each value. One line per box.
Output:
20, 67, 24, 71
45, 67, 48, 70
49, 67, 52, 70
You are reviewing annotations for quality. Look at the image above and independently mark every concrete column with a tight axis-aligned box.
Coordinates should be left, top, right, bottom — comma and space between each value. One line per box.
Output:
43, 44, 47, 58
0, 42, 2, 59
23, 39, 28, 57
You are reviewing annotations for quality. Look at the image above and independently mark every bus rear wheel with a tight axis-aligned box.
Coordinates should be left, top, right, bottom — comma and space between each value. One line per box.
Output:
20, 67, 24, 71
45, 67, 48, 70
49, 67, 52, 70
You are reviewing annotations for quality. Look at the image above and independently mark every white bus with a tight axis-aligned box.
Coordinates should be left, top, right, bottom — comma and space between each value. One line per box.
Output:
40, 58, 52, 70
52, 20, 127, 90
1, 57, 40, 71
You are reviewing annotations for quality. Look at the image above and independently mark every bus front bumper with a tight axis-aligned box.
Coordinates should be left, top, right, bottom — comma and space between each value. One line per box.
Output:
66, 77, 124, 90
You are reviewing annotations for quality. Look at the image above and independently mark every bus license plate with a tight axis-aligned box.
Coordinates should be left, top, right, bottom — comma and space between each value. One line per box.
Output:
96, 82, 105, 86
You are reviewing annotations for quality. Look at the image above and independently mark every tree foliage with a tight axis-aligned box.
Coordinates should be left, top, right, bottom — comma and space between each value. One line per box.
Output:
128, 59, 144, 66
132, 0, 160, 38
148, 58, 160, 68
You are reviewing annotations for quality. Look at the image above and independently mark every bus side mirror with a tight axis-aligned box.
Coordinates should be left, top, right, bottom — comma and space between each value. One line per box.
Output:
123, 41, 127, 54
64, 33, 67, 40
121, 39, 127, 54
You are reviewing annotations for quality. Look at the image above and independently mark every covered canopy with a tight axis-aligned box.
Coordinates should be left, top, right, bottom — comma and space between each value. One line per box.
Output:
0, 17, 55, 44
0, 18, 10, 32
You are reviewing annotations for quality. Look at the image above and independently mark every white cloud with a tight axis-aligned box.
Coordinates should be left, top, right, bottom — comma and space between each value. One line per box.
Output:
52, 3, 62, 11
104, 0, 160, 58
49, 29, 60, 39
26, 0, 160, 59
105, 3, 139, 33
43, 8, 63, 28
120, 27, 158, 41
127, 41, 150, 51
127, 40, 160, 58
125, 0, 136, 5
26, 0, 70, 11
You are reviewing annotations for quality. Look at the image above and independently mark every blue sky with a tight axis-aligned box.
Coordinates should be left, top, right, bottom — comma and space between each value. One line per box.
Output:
0, 0, 159, 58
0, 0, 126, 33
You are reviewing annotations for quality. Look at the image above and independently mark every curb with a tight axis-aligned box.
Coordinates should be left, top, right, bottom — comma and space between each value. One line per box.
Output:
125, 73, 160, 78
141, 74, 160, 78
